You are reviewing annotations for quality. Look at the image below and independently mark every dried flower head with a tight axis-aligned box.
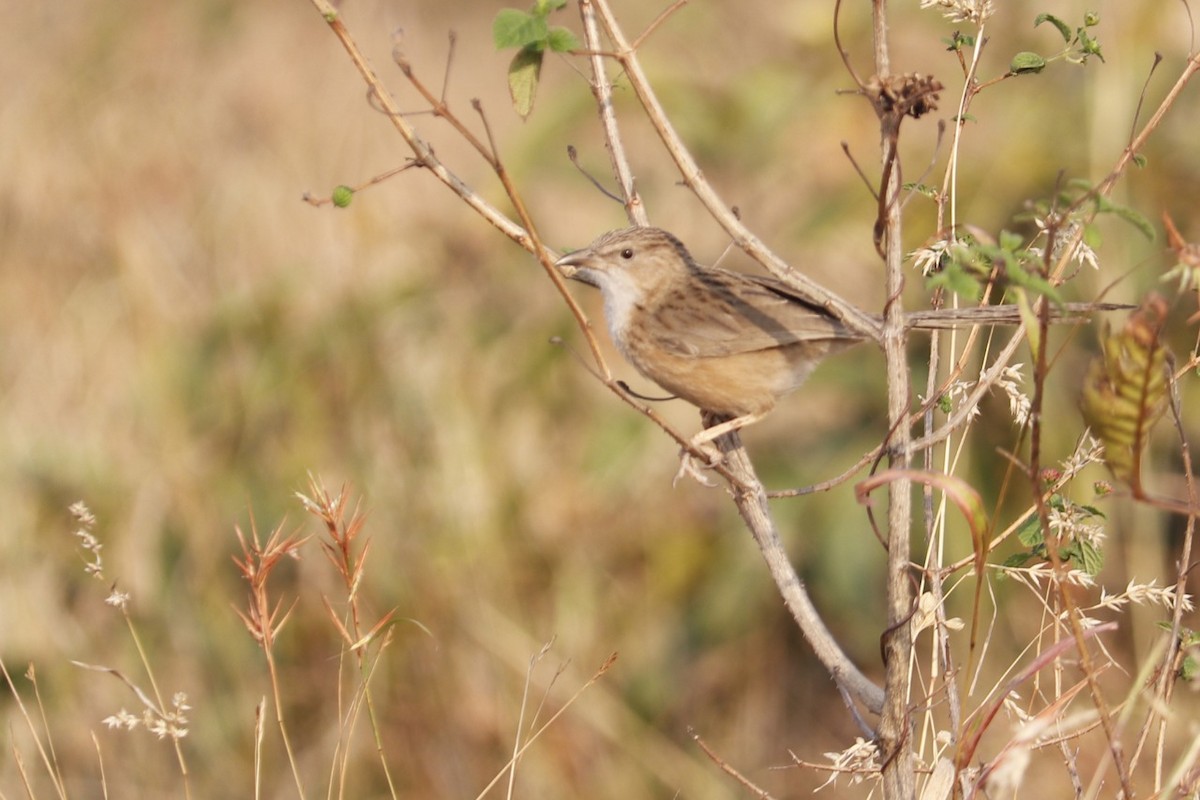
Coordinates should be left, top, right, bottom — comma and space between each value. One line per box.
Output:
920, 0, 995, 25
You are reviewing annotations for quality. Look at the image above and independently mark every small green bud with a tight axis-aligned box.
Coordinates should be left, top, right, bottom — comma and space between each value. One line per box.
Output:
332, 185, 354, 208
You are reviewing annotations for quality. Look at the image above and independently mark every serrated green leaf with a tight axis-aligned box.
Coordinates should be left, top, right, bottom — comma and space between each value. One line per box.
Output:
507, 45, 543, 119
494, 9, 547, 50
1075, 540, 1104, 575
927, 262, 982, 300
1003, 256, 1064, 305
1016, 514, 1044, 547
545, 26, 579, 53
1011, 51, 1047, 74
1034, 13, 1072, 42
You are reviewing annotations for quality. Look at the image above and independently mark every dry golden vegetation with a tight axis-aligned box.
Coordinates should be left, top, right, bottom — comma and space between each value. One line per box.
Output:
2, 0, 1199, 797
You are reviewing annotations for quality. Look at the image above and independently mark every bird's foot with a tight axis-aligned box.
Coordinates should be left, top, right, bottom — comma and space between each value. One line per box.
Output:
673, 443, 724, 487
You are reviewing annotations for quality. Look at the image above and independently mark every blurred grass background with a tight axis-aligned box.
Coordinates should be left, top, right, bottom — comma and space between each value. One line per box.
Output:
2, 0, 1198, 796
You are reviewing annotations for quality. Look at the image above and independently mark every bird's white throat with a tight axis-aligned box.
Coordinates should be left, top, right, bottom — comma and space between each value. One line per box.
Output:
592, 268, 644, 355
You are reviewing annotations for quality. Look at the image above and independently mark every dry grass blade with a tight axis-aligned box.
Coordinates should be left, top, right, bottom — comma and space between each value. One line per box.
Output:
0, 658, 68, 800
472, 653, 618, 800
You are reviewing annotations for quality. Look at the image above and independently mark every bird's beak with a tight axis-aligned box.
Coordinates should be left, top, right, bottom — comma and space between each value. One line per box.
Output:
554, 249, 598, 287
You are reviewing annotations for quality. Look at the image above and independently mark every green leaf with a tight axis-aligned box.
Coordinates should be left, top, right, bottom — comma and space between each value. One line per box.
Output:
1132, 153, 1148, 168
1074, 540, 1105, 576
493, 9, 547, 50
507, 45, 544, 119
1181, 655, 1199, 682
535, 0, 568, 11
943, 31, 975, 51
545, 26, 579, 53
1002, 552, 1034, 570
1010, 51, 1047, 74
998, 229, 1025, 253
1077, 28, 1104, 62
1109, 202, 1155, 241
1005, 261, 1064, 305
1034, 13, 1072, 42
927, 262, 982, 300
1016, 514, 1043, 547
904, 182, 939, 199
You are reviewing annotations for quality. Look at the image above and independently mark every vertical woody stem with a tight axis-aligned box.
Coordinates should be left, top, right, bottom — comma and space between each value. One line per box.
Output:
872, 1, 915, 799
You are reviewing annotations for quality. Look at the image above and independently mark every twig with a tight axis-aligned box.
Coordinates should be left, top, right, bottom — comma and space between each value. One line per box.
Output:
589, 0, 882, 340
691, 728, 779, 800
577, 0, 647, 225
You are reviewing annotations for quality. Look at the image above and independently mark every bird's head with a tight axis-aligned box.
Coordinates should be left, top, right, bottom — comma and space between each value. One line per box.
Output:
555, 226, 695, 297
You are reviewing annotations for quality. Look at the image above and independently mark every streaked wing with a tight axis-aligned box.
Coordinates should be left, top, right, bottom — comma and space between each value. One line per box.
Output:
648, 268, 858, 358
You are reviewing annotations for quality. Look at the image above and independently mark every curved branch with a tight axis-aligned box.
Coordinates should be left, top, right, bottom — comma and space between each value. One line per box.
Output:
714, 425, 885, 716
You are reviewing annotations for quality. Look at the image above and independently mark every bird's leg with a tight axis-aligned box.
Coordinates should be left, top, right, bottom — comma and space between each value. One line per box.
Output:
692, 412, 767, 447
673, 411, 766, 487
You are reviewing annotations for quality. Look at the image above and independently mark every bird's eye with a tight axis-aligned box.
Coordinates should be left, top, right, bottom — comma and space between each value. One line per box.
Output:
620, 248, 634, 259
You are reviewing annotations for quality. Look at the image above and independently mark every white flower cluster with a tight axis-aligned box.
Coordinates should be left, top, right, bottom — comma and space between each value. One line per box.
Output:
103, 692, 191, 741
69, 501, 104, 580
919, 0, 995, 25
815, 736, 881, 791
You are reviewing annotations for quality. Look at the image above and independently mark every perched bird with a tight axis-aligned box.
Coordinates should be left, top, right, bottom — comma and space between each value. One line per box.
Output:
556, 225, 1111, 456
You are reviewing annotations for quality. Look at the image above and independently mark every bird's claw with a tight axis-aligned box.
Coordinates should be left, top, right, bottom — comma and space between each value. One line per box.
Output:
673, 444, 723, 487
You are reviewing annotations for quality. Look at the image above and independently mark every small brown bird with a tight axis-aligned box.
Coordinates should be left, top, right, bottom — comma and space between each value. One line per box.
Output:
556, 226, 1110, 455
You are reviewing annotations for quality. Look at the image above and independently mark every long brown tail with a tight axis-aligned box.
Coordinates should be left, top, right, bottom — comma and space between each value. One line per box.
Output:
902, 302, 1132, 330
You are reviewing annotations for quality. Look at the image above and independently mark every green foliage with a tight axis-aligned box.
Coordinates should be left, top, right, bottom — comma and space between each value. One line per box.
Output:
943, 30, 975, 52
925, 230, 1063, 305
1015, 179, 1154, 243
1003, 496, 1106, 577
1010, 51, 1047, 74
1012, 10, 1104, 76
1034, 13, 1072, 43
1154, 624, 1200, 680
903, 182, 940, 200
493, 0, 579, 118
